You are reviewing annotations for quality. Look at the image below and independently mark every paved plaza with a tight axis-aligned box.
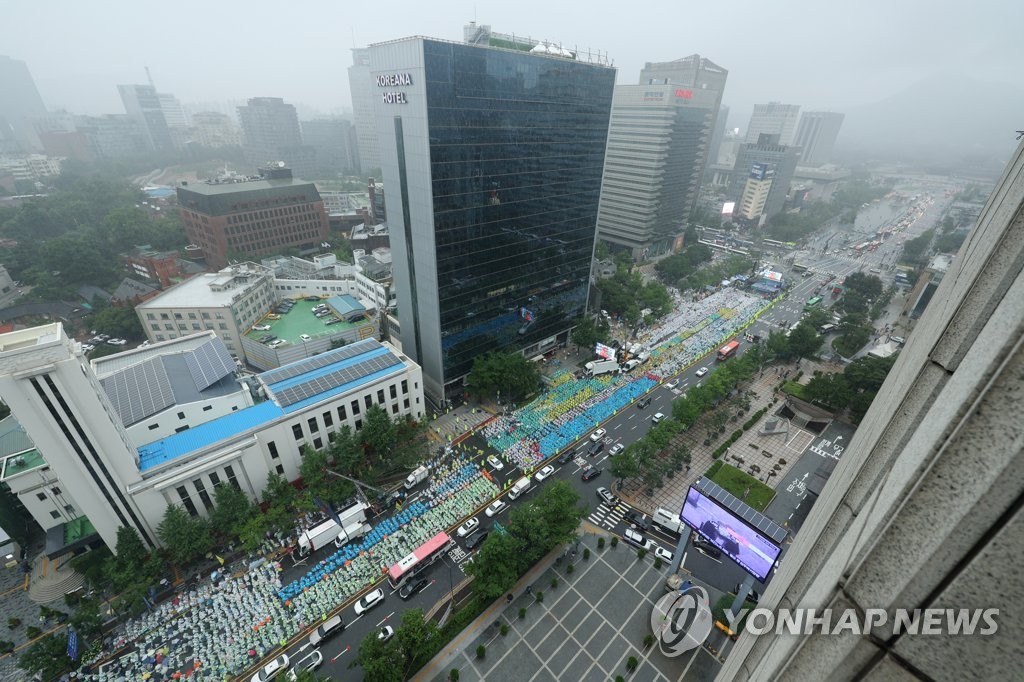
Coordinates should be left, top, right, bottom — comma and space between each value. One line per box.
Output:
425, 533, 726, 682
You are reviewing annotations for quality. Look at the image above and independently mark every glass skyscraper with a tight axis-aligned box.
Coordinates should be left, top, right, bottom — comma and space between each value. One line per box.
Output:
370, 37, 615, 404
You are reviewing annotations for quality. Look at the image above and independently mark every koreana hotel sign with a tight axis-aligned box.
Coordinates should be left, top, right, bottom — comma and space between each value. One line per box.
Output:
377, 73, 413, 104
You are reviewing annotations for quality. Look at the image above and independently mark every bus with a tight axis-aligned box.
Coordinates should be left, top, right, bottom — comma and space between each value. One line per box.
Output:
717, 339, 741, 361
805, 296, 823, 309
388, 531, 453, 588
763, 238, 785, 249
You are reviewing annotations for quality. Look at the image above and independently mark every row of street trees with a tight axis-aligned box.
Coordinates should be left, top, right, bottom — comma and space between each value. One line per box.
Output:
353, 482, 586, 681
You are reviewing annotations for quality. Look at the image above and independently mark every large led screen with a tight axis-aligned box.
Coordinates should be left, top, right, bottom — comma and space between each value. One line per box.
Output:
680, 486, 782, 582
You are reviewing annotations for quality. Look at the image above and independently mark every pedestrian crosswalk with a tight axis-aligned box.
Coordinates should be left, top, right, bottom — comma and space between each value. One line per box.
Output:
588, 501, 626, 531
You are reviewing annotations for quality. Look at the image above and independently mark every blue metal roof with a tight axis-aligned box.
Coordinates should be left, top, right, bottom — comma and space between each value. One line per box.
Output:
137, 401, 284, 471
281, 362, 405, 414
265, 345, 393, 392
327, 294, 364, 316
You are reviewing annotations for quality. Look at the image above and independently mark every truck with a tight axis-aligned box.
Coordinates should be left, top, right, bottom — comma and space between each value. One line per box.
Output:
716, 340, 741, 361
334, 501, 372, 548
298, 519, 342, 557
652, 507, 683, 536
618, 358, 642, 374
585, 359, 620, 377
404, 465, 429, 490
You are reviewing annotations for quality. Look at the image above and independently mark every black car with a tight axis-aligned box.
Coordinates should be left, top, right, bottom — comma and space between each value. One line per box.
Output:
581, 466, 602, 482
588, 441, 605, 457
625, 510, 652, 532
399, 576, 430, 600
465, 530, 489, 551
691, 536, 722, 560
557, 450, 574, 466
637, 396, 652, 410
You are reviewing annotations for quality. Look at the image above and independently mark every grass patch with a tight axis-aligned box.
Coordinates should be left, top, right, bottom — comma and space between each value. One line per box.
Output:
704, 460, 724, 478
708, 463, 775, 511
780, 380, 809, 400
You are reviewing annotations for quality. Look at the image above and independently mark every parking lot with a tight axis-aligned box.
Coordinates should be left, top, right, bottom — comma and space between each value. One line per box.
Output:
428, 533, 725, 682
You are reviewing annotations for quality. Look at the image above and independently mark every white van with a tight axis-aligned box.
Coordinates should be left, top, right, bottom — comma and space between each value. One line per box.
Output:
508, 477, 531, 500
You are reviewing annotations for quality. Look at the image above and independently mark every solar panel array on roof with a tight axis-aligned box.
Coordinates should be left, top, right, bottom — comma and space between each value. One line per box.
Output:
184, 339, 237, 391
695, 477, 788, 544
274, 352, 401, 407
100, 357, 175, 426
259, 339, 382, 386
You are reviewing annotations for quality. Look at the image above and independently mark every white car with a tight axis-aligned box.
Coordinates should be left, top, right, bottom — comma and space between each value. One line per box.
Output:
107, 338, 127, 346
300, 334, 312, 341
457, 517, 480, 538
251, 653, 290, 681
485, 500, 508, 517
378, 625, 394, 642
695, 367, 709, 377
590, 428, 606, 442
609, 443, 624, 456
654, 546, 674, 563
665, 379, 679, 390
652, 412, 666, 424
353, 588, 385, 616
486, 455, 504, 471
286, 650, 323, 680
253, 324, 272, 331
534, 465, 555, 483
81, 343, 94, 352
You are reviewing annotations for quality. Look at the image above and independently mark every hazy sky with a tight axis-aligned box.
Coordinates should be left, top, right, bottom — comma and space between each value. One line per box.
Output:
2, 0, 1019, 128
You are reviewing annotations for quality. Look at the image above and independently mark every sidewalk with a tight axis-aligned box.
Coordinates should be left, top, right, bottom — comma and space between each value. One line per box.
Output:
414, 541, 569, 680
617, 361, 810, 516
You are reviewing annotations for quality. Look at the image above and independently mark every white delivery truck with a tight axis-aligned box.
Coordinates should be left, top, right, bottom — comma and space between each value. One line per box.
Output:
298, 519, 341, 557
334, 501, 372, 548
652, 507, 684, 536
508, 476, 532, 500
404, 465, 429, 490
585, 359, 620, 377
619, 358, 642, 374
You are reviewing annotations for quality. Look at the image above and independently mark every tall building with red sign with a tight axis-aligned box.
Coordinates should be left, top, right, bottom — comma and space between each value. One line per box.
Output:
597, 55, 728, 259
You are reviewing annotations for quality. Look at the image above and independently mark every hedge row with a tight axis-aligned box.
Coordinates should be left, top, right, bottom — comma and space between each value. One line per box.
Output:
705, 460, 724, 478
710, 406, 769, 459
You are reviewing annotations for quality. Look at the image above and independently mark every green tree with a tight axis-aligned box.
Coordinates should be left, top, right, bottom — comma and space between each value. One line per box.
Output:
354, 626, 404, 682
69, 598, 104, 640
361, 405, 397, 462
506, 481, 587, 566
18, 633, 72, 679
571, 315, 608, 351
209, 483, 254, 540
787, 323, 823, 359
803, 373, 853, 409
156, 504, 213, 566
105, 525, 150, 590
465, 529, 525, 601
465, 351, 541, 403
395, 609, 440, 677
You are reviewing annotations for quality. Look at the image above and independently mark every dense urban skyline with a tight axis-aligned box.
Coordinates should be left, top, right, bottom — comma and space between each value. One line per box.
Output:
1, 0, 1017, 134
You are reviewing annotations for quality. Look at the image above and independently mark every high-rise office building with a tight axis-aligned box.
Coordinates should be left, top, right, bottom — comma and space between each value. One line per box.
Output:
708, 104, 730, 166
737, 163, 774, 223
0, 55, 47, 153
118, 84, 175, 151
301, 117, 356, 175
369, 37, 615, 404
793, 111, 844, 166
730, 133, 801, 219
348, 48, 379, 173
745, 102, 801, 145
158, 93, 189, 129
236, 97, 316, 177
597, 55, 726, 258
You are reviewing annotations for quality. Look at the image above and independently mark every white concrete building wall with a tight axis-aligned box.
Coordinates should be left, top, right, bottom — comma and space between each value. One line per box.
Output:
125, 389, 255, 443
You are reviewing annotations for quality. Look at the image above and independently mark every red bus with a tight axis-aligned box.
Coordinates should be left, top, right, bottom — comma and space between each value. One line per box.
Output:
388, 531, 452, 588
717, 340, 741, 361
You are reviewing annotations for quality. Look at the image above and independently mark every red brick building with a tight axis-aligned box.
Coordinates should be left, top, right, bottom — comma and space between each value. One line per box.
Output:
122, 248, 182, 288
176, 166, 329, 269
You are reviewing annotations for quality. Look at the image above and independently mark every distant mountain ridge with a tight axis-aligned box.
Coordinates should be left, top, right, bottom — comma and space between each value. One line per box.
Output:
835, 72, 1022, 169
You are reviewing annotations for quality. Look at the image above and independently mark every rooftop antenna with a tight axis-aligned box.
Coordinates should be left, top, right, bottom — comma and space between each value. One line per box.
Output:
145, 66, 155, 89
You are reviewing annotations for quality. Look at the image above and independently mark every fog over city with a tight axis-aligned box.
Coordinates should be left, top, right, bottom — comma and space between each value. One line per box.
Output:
2, 0, 1020, 167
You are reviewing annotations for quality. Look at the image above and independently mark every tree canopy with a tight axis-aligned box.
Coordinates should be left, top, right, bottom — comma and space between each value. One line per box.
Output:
466, 351, 542, 403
